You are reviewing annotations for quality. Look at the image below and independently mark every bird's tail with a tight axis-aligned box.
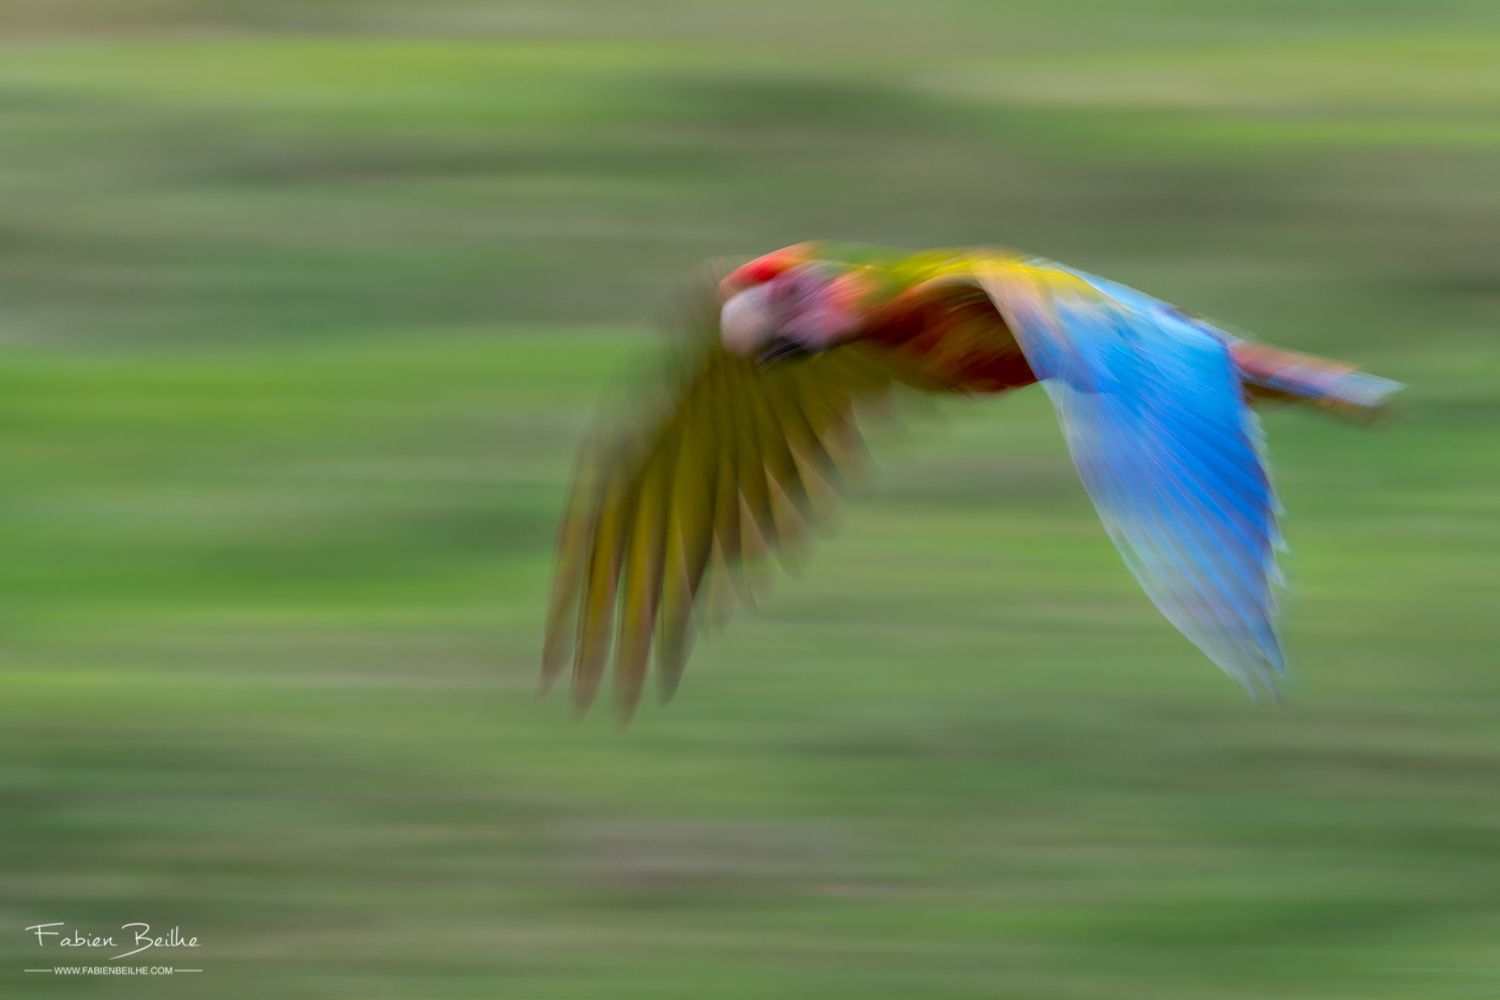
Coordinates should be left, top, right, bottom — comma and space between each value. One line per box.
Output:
1230, 340, 1403, 422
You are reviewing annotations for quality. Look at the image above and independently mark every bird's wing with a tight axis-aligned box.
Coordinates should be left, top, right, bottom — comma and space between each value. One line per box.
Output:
976, 258, 1285, 698
542, 264, 899, 721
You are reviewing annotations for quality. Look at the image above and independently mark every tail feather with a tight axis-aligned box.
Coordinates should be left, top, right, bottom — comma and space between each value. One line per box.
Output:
1230, 341, 1403, 421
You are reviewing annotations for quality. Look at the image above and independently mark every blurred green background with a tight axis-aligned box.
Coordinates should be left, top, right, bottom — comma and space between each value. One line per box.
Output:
2, 2, 1499, 997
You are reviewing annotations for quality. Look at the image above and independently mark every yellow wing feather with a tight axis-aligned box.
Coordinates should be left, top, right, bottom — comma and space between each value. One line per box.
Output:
542, 265, 898, 721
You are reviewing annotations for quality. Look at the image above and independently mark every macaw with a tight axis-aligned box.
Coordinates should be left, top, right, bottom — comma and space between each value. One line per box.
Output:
543, 242, 1402, 720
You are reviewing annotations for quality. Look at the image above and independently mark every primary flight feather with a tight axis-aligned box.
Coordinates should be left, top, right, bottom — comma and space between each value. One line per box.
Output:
543, 243, 1402, 720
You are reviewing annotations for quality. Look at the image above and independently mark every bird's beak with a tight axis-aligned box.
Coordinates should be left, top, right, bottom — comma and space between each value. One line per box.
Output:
755, 336, 810, 368
721, 285, 774, 357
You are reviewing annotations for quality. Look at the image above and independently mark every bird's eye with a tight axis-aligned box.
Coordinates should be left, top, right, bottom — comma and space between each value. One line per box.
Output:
771, 268, 828, 320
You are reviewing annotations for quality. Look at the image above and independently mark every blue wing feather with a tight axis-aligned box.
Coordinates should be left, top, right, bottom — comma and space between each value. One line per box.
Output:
980, 261, 1285, 698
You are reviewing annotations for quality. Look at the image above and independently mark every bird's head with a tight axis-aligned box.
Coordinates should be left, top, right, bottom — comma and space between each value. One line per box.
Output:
719, 250, 868, 367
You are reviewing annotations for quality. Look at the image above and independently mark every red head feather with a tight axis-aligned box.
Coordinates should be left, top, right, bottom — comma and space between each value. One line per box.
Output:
719, 243, 818, 297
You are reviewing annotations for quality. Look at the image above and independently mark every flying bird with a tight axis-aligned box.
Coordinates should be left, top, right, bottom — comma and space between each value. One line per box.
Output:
543, 243, 1402, 720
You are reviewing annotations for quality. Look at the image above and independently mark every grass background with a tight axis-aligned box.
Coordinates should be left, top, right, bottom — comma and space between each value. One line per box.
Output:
1, 1, 1499, 997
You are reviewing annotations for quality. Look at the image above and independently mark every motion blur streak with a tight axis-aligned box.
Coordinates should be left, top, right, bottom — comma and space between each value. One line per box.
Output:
2, 2, 1498, 999
545, 245, 1400, 717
